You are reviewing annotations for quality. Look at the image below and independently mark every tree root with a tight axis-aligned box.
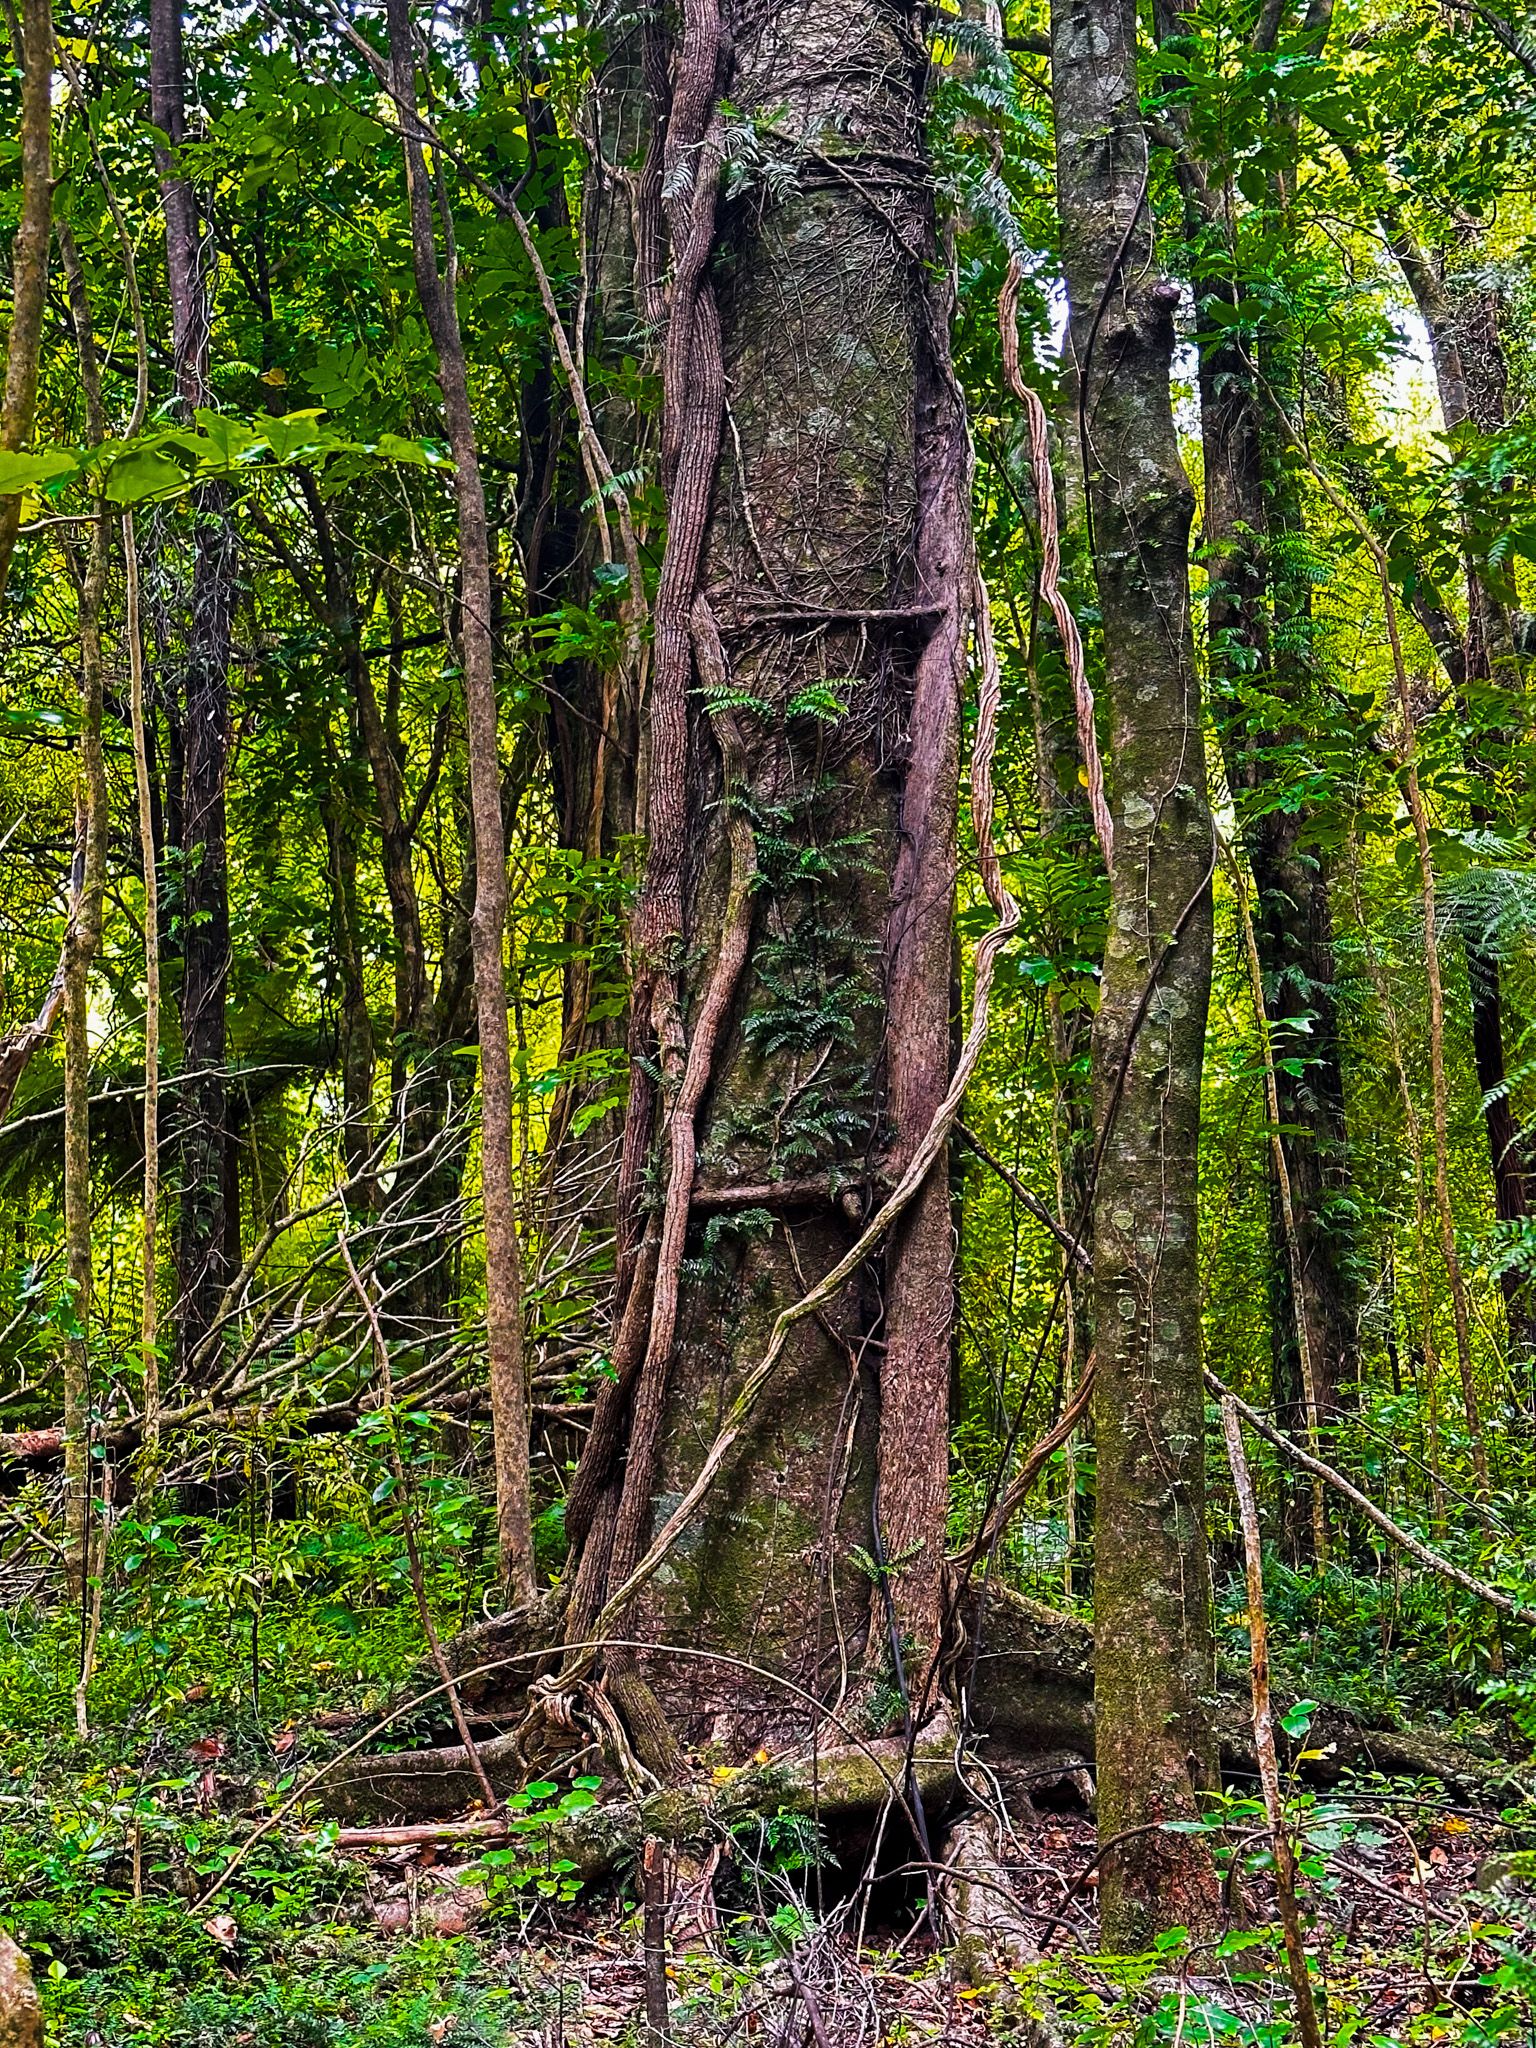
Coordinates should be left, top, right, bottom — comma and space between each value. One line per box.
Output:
940, 1810, 1066, 2048
331, 1583, 1524, 1835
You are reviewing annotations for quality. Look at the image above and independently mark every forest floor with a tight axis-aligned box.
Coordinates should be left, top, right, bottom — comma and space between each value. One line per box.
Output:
326, 1786, 1532, 2044
5, 1567, 1533, 2046
13, 1726, 1529, 2047
160, 1784, 1524, 2046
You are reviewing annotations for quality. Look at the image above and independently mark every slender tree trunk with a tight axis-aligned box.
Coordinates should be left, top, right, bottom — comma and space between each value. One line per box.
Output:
1051, 0, 1221, 1948
0, 0, 52, 604
124, 515, 161, 1440
1380, 218, 1536, 1377
385, 0, 535, 1602
150, 0, 236, 1386
1194, 294, 1358, 1536
1162, 0, 1358, 1549
58, 227, 110, 1597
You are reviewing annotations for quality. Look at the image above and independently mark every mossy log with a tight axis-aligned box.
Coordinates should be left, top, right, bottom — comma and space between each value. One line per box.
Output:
967, 1584, 1526, 1799
322, 1712, 960, 1861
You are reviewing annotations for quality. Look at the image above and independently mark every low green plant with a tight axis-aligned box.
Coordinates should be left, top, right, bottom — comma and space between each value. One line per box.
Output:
474, 1774, 602, 1920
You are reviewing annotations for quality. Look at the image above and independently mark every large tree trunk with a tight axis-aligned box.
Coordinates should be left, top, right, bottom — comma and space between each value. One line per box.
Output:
1051, 0, 1222, 1949
151, 0, 236, 1386
561, 0, 967, 1753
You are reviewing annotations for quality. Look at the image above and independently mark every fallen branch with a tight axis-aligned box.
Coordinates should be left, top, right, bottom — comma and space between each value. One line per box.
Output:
0, 1385, 583, 1475
324, 1817, 512, 1850
1205, 1369, 1536, 1627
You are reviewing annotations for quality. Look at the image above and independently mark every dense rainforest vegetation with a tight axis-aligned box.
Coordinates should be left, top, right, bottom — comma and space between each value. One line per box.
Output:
4, 0, 1536, 2039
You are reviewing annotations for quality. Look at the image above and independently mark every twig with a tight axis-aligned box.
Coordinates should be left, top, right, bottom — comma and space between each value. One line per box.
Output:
953, 1364, 1096, 1567
1221, 1398, 1324, 2048
784, 1951, 833, 2048
336, 1221, 499, 1812
956, 1121, 1091, 1269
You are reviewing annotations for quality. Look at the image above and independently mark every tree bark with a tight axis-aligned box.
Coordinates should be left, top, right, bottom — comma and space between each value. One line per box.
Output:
0, 0, 53, 606
385, 0, 535, 1602
1051, 0, 1222, 1948
124, 514, 162, 1439
150, 0, 236, 1387
58, 229, 111, 1591
561, 0, 967, 1750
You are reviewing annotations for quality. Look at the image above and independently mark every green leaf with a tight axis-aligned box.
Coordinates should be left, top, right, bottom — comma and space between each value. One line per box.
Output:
1280, 1698, 1319, 1738
100, 448, 188, 505
0, 448, 80, 492
263, 411, 330, 462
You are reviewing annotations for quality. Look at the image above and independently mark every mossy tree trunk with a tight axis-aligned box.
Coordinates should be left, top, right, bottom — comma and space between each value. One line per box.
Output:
1050, 0, 1222, 1949
562, 0, 968, 1752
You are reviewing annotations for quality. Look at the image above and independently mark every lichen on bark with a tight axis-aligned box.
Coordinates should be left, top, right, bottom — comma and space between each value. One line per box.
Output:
1050, 0, 1223, 1949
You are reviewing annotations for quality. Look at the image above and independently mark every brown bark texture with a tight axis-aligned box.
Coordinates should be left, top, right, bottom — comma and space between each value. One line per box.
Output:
150, 0, 237, 1385
1051, 0, 1222, 1948
0, 0, 52, 605
561, 0, 969, 1749
385, 0, 535, 1599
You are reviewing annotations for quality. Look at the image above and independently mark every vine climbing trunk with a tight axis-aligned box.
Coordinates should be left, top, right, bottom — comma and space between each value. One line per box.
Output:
562, 0, 969, 1751
150, 0, 236, 1387
1051, 0, 1222, 1949
0, 0, 52, 607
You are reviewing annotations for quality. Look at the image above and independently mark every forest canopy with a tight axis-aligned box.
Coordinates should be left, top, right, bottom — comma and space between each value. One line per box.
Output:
2, 0, 1536, 2042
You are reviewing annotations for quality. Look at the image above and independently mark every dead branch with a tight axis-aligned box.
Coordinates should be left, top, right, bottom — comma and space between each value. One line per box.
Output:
1205, 1369, 1536, 1627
